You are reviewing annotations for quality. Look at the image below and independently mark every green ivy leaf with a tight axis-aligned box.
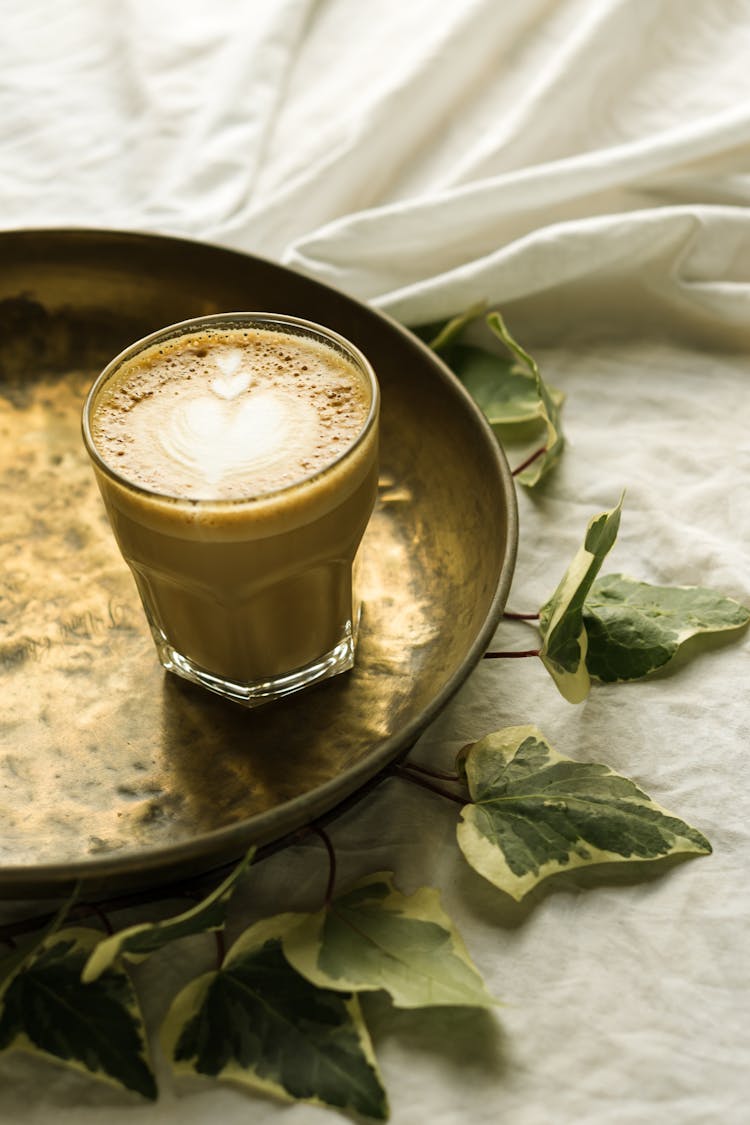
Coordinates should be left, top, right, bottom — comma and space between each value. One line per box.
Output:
281, 872, 496, 1010
456, 726, 712, 902
538, 496, 624, 702
583, 574, 750, 682
161, 915, 388, 1120
425, 300, 488, 353
417, 305, 565, 485
83, 847, 255, 982
485, 312, 564, 485
0, 926, 156, 1100
0, 887, 79, 994
448, 344, 565, 428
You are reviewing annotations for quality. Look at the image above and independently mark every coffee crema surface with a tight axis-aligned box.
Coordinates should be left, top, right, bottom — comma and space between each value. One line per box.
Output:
91, 327, 371, 501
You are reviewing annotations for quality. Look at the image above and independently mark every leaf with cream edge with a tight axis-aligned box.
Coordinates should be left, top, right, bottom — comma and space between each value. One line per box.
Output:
426, 299, 488, 353
583, 574, 750, 682
538, 495, 624, 702
447, 344, 566, 429
456, 726, 711, 902
83, 847, 255, 982
422, 305, 565, 481
281, 872, 496, 1010
161, 914, 388, 1121
485, 312, 564, 485
0, 926, 156, 1100
0, 887, 78, 993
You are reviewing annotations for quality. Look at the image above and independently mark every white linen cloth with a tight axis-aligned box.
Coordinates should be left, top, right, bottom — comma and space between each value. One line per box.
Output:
1, 1, 749, 1122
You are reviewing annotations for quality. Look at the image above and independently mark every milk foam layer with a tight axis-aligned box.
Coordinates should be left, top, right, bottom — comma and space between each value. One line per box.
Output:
91, 328, 370, 501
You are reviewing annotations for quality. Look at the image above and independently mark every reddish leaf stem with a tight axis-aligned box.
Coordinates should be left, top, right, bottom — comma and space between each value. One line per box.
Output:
85, 903, 115, 936
503, 610, 540, 621
484, 648, 540, 659
312, 825, 337, 907
511, 444, 546, 477
392, 765, 465, 806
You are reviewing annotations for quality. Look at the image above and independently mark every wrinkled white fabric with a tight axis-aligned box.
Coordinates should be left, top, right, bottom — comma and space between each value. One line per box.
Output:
1, 1, 749, 1122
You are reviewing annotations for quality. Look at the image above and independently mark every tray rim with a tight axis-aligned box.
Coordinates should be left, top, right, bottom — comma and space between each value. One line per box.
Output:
0, 226, 518, 896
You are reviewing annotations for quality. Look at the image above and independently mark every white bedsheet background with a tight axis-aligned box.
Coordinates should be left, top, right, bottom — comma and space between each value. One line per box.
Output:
1, 2, 749, 1122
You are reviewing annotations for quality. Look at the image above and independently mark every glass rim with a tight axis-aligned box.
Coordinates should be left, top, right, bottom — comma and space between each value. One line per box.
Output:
81, 311, 380, 509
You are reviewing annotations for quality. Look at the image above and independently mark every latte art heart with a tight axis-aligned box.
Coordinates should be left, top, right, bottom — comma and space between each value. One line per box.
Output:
160, 389, 319, 490
91, 327, 370, 501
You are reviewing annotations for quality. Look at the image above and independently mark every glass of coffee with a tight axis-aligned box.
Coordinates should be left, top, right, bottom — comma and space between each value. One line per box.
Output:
82, 313, 380, 707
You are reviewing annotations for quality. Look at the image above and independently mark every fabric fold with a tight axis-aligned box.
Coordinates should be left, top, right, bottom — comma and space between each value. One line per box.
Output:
284, 106, 750, 314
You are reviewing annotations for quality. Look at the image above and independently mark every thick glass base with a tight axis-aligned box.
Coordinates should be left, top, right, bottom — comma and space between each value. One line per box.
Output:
152, 624, 356, 708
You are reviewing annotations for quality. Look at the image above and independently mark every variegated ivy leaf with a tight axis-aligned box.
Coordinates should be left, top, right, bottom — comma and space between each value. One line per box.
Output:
281, 872, 496, 1010
446, 344, 565, 428
161, 915, 387, 1121
420, 305, 564, 485
0, 926, 156, 1100
539, 496, 624, 703
0, 888, 78, 992
583, 574, 750, 682
485, 312, 564, 486
456, 726, 711, 902
426, 299, 488, 353
83, 847, 255, 982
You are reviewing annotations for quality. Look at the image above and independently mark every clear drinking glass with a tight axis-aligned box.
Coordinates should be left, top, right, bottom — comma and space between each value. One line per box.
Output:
82, 313, 380, 707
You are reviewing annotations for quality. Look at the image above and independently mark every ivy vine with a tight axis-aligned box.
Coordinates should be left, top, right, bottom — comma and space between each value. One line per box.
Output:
0, 309, 746, 1119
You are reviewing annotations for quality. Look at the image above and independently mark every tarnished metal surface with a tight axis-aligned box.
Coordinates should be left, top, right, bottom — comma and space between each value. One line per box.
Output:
0, 230, 517, 896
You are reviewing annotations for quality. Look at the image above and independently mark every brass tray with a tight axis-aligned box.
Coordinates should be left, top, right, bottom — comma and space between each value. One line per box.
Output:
0, 229, 517, 898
